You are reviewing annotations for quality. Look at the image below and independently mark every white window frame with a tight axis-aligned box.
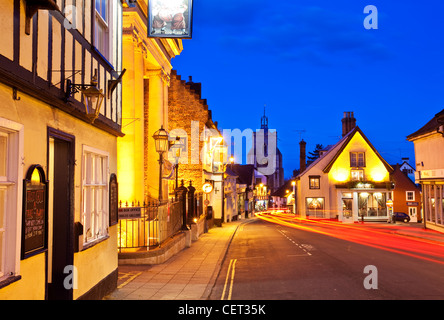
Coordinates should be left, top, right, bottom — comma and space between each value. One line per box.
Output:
0, 118, 23, 283
406, 191, 415, 201
81, 145, 109, 246
94, 0, 113, 62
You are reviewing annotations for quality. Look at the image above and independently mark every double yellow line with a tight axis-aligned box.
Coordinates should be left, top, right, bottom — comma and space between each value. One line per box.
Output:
221, 259, 237, 300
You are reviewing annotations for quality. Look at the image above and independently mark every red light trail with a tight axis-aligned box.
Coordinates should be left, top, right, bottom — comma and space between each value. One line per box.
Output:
256, 210, 444, 266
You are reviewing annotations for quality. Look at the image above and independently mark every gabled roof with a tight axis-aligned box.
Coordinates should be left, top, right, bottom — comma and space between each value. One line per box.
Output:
323, 126, 393, 174
271, 179, 294, 197
230, 164, 255, 185
407, 108, 444, 141
297, 126, 393, 178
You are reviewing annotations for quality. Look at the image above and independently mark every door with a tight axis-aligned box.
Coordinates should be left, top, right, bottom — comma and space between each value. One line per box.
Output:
342, 198, 354, 223
408, 207, 417, 223
47, 129, 75, 300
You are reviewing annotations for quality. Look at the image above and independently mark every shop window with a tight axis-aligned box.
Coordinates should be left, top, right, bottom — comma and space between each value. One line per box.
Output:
350, 152, 365, 167
358, 192, 387, 217
82, 146, 109, 246
306, 197, 324, 218
309, 176, 320, 189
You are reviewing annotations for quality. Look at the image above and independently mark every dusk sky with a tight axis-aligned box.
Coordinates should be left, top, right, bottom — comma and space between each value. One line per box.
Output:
172, 1, 444, 179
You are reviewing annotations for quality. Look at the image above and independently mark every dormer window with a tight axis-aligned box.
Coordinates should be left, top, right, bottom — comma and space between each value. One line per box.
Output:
350, 152, 365, 167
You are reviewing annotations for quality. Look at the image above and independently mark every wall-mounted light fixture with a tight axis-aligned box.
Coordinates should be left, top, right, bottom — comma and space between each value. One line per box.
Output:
66, 69, 104, 123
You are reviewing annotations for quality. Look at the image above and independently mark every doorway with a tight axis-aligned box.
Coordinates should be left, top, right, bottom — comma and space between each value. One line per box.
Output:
47, 128, 75, 300
408, 207, 417, 223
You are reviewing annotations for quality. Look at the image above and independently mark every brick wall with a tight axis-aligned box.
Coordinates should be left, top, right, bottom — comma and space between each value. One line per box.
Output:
168, 70, 212, 192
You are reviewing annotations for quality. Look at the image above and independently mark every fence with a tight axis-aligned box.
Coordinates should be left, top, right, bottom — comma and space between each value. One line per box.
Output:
117, 199, 184, 252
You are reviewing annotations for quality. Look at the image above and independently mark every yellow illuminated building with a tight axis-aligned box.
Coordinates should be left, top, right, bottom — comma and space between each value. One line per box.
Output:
296, 115, 393, 223
0, 0, 124, 299
119, 0, 182, 204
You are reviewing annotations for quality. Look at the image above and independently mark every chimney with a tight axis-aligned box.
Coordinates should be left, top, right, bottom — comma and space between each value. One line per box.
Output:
342, 112, 356, 137
300, 139, 306, 173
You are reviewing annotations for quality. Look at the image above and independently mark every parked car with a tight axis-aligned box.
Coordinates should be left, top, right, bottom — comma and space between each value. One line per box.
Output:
388, 212, 410, 223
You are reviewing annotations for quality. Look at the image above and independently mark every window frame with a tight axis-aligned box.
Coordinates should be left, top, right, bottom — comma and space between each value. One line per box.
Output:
93, 0, 112, 61
406, 191, 415, 201
81, 145, 110, 247
350, 152, 366, 167
0, 118, 24, 286
308, 176, 320, 189
351, 169, 365, 181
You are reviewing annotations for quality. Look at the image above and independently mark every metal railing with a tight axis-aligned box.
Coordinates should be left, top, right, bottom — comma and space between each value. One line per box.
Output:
117, 199, 183, 252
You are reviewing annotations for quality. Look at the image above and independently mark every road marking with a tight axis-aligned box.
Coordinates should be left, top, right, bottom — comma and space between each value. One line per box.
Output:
278, 229, 313, 256
221, 259, 237, 300
117, 271, 142, 289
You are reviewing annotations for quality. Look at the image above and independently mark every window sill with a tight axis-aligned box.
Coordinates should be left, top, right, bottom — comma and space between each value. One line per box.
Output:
81, 235, 110, 251
0, 275, 22, 290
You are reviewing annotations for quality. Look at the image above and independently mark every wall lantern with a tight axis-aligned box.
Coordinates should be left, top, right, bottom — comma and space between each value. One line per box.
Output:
66, 69, 104, 123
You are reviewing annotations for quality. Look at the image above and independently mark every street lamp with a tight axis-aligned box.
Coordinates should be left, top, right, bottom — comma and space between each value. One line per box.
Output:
171, 137, 184, 189
292, 181, 296, 214
152, 125, 169, 201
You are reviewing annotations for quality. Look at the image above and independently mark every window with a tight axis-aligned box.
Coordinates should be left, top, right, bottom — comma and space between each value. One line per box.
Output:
309, 176, 320, 189
406, 191, 415, 201
306, 197, 325, 218
94, 0, 109, 59
351, 169, 364, 181
0, 120, 23, 283
82, 146, 109, 245
350, 152, 365, 167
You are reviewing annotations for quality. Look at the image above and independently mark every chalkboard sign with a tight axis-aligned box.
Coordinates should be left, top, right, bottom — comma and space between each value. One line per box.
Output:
21, 165, 48, 259
109, 173, 118, 226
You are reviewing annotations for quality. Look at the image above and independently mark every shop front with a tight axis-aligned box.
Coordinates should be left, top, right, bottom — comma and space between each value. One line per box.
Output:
338, 188, 393, 223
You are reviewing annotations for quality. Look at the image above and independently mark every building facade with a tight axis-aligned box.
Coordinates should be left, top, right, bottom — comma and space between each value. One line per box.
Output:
0, 0, 124, 299
391, 164, 422, 223
168, 73, 227, 225
296, 113, 393, 222
407, 109, 444, 232
119, 0, 183, 204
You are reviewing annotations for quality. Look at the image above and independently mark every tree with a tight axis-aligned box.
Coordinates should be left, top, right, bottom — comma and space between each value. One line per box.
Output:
307, 144, 324, 163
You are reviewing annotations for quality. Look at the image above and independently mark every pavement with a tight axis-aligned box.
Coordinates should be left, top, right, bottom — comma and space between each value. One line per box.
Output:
104, 216, 444, 300
104, 219, 245, 300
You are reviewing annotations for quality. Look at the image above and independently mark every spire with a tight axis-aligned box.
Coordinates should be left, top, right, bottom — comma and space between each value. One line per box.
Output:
261, 104, 268, 129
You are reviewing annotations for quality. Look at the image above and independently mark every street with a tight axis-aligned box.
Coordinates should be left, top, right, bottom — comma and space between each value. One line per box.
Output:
209, 212, 444, 300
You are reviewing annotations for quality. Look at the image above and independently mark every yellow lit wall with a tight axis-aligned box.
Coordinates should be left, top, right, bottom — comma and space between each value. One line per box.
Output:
329, 131, 390, 183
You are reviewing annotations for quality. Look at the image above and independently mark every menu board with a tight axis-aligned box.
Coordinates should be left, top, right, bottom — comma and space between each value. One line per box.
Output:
22, 165, 48, 259
23, 188, 46, 253
109, 174, 118, 226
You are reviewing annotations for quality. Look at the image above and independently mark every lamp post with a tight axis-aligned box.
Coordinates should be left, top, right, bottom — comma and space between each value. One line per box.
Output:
292, 181, 296, 214
171, 138, 183, 189
152, 125, 169, 201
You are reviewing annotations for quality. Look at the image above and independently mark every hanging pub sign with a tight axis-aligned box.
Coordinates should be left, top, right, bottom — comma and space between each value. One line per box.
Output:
21, 165, 48, 259
148, 0, 193, 38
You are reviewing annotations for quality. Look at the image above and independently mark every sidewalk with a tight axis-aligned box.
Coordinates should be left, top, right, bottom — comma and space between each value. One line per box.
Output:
105, 219, 244, 300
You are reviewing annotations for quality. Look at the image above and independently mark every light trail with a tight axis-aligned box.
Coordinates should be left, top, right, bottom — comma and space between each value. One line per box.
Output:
256, 211, 444, 266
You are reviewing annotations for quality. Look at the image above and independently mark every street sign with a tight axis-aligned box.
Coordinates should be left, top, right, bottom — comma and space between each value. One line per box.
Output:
386, 200, 393, 208
202, 182, 213, 194
118, 207, 142, 220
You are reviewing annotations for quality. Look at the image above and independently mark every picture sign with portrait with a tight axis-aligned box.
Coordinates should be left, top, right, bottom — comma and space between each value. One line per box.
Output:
148, 0, 193, 38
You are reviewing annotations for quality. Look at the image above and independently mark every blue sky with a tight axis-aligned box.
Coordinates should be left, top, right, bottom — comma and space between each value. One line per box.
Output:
172, 1, 444, 178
